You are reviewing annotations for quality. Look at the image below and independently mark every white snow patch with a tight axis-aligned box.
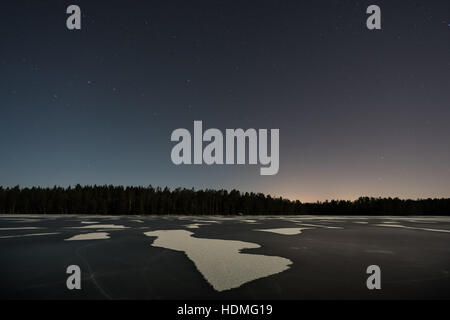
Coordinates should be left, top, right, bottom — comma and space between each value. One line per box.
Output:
65, 232, 110, 241
0, 233, 59, 239
0, 227, 43, 231
192, 220, 222, 224
69, 224, 128, 229
374, 224, 450, 233
144, 230, 292, 292
184, 223, 207, 229
298, 223, 342, 229
256, 228, 312, 235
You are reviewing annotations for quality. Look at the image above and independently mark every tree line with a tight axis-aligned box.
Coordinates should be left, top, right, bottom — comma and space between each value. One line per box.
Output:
0, 185, 449, 215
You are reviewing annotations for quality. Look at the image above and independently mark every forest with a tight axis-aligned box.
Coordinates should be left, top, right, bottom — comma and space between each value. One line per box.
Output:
0, 185, 449, 216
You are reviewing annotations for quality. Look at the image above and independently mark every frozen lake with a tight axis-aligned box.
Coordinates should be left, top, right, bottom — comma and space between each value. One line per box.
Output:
0, 215, 449, 299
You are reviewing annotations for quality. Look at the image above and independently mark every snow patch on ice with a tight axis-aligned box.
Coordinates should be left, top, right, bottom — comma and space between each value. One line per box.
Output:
144, 230, 292, 292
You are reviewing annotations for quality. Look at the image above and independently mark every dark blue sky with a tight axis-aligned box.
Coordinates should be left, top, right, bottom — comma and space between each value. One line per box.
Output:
1, 0, 449, 201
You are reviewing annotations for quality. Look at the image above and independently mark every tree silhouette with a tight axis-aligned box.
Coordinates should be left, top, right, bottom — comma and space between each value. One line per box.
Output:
0, 185, 448, 215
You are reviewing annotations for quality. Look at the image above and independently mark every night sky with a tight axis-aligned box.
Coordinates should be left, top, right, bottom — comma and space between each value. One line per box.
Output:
1, 0, 449, 202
